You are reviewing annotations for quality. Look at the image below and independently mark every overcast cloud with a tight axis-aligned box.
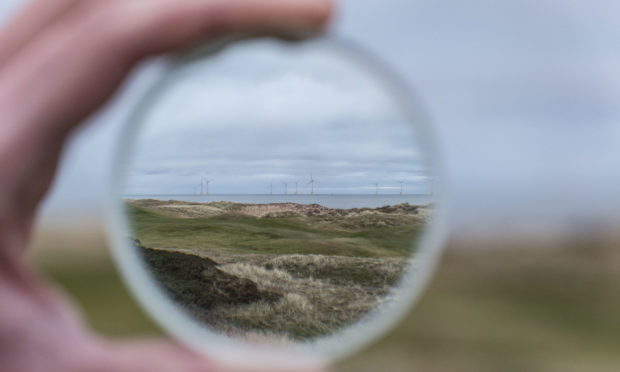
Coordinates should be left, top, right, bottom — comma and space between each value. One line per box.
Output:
123, 41, 429, 195
2, 0, 619, 235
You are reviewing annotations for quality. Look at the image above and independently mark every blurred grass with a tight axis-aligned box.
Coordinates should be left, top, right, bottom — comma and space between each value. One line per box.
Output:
29, 226, 162, 337
29, 224, 620, 371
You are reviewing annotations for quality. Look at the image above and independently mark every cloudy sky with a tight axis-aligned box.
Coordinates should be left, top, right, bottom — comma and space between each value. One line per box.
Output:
2, 0, 619, 234
123, 41, 430, 195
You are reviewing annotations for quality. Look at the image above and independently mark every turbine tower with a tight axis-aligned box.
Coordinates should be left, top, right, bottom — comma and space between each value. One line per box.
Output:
202, 177, 212, 196
294, 181, 299, 195
270, 183, 273, 195
397, 180, 404, 196
308, 173, 316, 195
373, 182, 379, 196
283, 181, 288, 195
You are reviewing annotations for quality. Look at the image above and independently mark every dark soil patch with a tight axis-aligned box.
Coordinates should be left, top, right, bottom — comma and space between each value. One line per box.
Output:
133, 239, 281, 310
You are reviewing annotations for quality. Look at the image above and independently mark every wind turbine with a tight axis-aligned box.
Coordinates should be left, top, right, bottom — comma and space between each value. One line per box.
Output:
270, 183, 273, 195
397, 180, 404, 196
283, 181, 288, 195
202, 177, 212, 196
373, 182, 380, 196
294, 180, 299, 195
308, 173, 316, 195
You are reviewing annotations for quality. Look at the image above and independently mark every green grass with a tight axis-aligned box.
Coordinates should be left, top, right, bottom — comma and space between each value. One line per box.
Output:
123, 202, 422, 340
31, 228, 620, 371
127, 205, 422, 258
336, 240, 620, 372
35, 253, 161, 337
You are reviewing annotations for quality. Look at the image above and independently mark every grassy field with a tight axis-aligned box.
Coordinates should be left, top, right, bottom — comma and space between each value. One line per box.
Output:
29, 225, 620, 371
126, 200, 428, 341
127, 200, 424, 257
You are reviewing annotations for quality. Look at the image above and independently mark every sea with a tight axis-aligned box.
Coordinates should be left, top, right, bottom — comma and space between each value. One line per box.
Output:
123, 194, 435, 209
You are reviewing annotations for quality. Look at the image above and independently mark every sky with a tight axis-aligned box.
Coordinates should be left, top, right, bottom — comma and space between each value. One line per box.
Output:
335, 0, 620, 234
1, 0, 619, 235
122, 41, 430, 196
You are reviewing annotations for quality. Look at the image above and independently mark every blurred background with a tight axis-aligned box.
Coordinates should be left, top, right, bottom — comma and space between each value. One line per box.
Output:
3, 0, 620, 371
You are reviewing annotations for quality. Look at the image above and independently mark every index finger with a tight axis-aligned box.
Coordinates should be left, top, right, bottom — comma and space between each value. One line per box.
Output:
0, 0, 81, 67
0, 0, 332, 255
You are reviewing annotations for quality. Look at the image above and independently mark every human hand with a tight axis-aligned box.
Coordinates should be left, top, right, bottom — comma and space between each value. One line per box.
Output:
0, 0, 331, 371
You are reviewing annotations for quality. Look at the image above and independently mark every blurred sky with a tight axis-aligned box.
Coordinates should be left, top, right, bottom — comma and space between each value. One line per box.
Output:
2, 0, 619, 236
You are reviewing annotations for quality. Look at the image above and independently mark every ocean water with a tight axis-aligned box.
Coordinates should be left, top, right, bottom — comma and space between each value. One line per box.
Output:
124, 194, 434, 209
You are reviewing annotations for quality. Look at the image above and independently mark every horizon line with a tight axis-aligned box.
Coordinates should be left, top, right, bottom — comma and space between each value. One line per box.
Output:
121, 193, 433, 197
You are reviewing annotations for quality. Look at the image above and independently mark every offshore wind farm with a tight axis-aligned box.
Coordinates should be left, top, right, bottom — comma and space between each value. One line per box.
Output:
123, 175, 437, 209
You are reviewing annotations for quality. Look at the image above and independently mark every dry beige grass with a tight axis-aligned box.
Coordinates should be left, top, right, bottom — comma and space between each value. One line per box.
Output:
126, 199, 224, 218
200, 255, 401, 341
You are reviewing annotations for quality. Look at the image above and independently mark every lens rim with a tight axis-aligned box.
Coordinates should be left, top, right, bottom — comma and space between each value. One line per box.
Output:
105, 36, 449, 368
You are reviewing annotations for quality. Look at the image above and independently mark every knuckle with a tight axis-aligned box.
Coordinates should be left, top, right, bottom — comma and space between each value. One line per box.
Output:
69, 0, 137, 58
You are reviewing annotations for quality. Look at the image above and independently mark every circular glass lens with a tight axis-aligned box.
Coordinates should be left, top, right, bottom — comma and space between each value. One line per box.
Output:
107, 37, 445, 369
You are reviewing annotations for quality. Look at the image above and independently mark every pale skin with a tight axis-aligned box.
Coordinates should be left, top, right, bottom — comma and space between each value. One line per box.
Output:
0, 0, 331, 371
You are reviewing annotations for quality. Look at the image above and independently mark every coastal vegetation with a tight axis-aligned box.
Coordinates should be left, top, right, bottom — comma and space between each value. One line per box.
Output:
127, 199, 429, 342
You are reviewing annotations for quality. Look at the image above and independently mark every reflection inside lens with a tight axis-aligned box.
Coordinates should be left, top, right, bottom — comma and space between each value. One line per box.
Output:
120, 40, 436, 345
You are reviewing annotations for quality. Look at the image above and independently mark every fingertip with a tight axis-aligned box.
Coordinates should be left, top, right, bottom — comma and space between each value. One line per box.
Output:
252, 0, 336, 42
308, 0, 335, 30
